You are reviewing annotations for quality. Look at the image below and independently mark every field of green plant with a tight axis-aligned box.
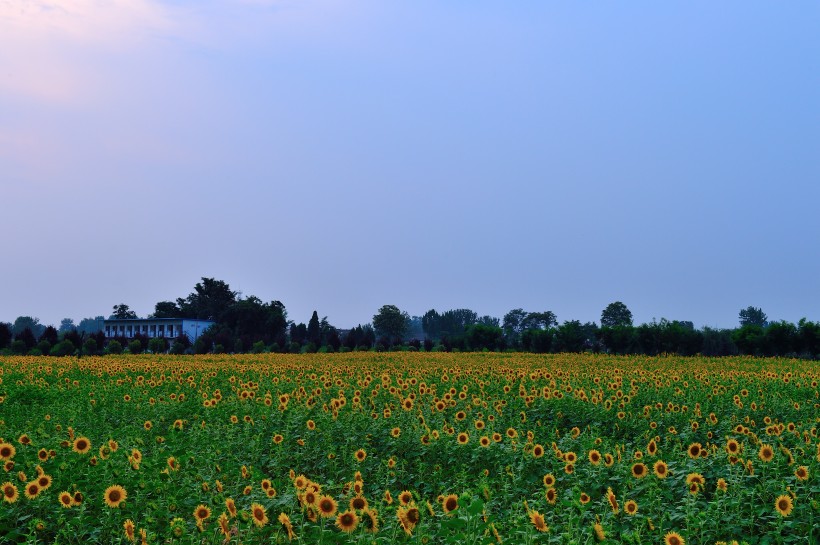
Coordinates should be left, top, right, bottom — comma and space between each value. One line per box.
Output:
0, 353, 817, 544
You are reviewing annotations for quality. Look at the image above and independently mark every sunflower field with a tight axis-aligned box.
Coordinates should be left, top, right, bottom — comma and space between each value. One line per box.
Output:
0, 353, 818, 544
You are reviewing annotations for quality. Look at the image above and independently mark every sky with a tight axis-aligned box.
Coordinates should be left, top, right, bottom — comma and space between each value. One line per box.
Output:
2, 1, 819, 331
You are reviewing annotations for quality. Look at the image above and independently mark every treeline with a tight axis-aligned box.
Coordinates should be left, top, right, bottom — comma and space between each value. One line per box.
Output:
1, 278, 818, 359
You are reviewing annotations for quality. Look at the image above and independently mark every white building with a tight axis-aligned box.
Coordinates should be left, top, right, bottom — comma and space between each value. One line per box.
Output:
103, 318, 214, 343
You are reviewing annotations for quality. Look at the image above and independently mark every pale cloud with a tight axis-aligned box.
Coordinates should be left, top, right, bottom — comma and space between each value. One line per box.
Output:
0, 0, 176, 104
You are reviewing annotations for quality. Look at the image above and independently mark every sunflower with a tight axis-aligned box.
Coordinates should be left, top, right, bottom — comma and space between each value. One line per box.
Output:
442, 494, 459, 514
251, 503, 268, 527
167, 457, 179, 471
775, 495, 793, 517
104, 485, 127, 508
653, 460, 669, 479
646, 440, 658, 456
624, 499, 638, 515
593, 522, 605, 541
123, 519, 136, 542
0, 443, 15, 460
226, 498, 237, 518
335, 510, 358, 533
350, 495, 368, 511
579, 492, 591, 504
533, 444, 545, 458
631, 463, 648, 479
318, 495, 338, 517
686, 442, 701, 459
664, 531, 685, 545
758, 444, 774, 462
293, 474, 308, 489
604, 453, 615, 467
725, 438, 740, 455
218, 513, 230, 538
588, 449, 602, 465
58, 491, 73, 508
398, 490, 414, 506
362, 508, 379, 533
72, 437, 91, 455
529, 510, 548, 532
2, 482, 19, 504
72, 491, 83, 506
278, 512, 296, 541
457, 432, 469, 445
795, 466, 809, 481
37, 448, 48, 462
543, 473, 556, 488
686, 473, 705, 486
716, 478, 728, 492
479, 436, 491, 447
545, 487, 557, 504
36, 474, 52, 490
193, 504, 211, 523
354, 449, 367, 462
492, 432, 503, 443
606, 487, 618, 514
24, 481, 41, 500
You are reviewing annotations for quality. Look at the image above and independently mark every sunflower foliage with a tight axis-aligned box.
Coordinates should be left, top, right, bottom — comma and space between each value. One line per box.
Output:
0, 353, 817, 544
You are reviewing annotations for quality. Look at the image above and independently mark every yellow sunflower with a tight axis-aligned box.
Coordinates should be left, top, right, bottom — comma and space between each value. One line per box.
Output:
775, 495, 793, 517
335, 510, 358, 533
72, 437, 91, 455
529, 510, 548, 532
2, 482, 19, 504
250, 503, 268, 527
103, 485, 127, 508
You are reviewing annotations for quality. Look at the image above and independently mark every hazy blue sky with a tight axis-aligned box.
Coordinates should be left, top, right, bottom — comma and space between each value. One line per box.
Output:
2, 1, 818, 330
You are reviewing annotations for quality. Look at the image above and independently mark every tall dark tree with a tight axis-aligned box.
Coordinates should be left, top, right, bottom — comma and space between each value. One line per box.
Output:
307, 311, 321, 346
110, 304, 137, 319
39, 325, 59, 346
601, 302, 633, 328
521, 311, 558, 331
59, 318, 75, 333
151, 301, 183, 319
0, 322, 11, 349
422, 309, 442, 339
15, 328, 37, 350
502, 308, 529, 347
78, 317, 105, 334
372, 305, 408, 344
176, 277, 238, 322
12, 316, 45, 338
739, 306, 768, 327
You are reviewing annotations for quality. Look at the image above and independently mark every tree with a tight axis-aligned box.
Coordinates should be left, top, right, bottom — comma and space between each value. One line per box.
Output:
148, 337, 168, 354
372, 305, 408, 345
39, 325, 59, 346
739, 306, 767, 328
307, 311, 321, 346
59, 318, 75, 333
12, 316, 45, 338
502, 308, 529, 347
110, 304, 137, 320
151, 301, 183, 319
601, 302, 633, 328
177, 277, 238, 321
0, 322, 11, 349
106, 340, 123, 355
521, 311, 558, 331
78, 317, 105, 334
464, 324, 504, 351
14, 328, 37, 351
